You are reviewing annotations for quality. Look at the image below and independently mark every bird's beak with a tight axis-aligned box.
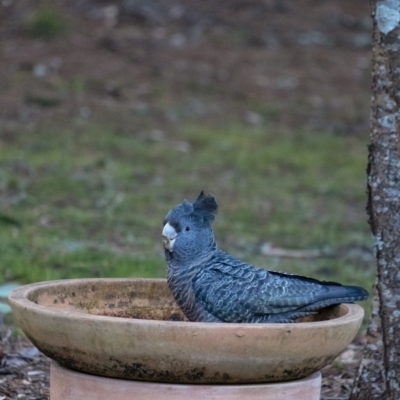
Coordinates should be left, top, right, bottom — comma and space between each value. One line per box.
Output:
162, 223, 177, 251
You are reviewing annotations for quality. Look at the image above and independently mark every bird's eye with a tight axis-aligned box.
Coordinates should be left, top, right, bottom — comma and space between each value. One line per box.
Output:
185, 226, 190, 231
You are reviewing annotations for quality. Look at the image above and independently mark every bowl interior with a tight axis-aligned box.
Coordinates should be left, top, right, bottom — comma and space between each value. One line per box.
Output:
28, 279, 346, 323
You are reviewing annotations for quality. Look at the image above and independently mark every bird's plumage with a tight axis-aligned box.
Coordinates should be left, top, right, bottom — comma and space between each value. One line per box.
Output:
162, 191, 369, 323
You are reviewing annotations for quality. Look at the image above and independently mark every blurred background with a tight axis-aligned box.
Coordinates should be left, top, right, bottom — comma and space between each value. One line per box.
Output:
0, 0, 373, 312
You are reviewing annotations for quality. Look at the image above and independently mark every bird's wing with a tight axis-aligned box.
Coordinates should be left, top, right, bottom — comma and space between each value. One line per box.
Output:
192, 251, 331, 322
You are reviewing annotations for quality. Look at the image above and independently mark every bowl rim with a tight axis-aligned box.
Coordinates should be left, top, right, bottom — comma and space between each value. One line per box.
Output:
9, 277, 364, 330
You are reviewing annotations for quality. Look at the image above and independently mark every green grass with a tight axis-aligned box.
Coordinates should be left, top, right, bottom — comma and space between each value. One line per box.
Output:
25, 7, 66, 38
0, 121, 374, 318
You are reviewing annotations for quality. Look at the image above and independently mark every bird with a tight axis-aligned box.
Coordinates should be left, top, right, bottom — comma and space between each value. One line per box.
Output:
162, 191, 369, 323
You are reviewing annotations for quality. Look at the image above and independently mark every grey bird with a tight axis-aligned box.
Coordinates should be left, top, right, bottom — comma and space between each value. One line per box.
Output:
162, 191, 369, 323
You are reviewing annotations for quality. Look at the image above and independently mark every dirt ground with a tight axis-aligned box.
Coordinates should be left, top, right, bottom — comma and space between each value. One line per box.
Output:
0, 0, 371, 133
0, 0, 372, 398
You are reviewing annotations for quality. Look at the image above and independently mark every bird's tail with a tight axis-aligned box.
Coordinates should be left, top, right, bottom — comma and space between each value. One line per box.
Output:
320, 284, 368, 302
308, 284, 369, 312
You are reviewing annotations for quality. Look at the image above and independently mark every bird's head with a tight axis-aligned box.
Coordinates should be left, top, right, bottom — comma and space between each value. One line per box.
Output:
162, 191, 218, 264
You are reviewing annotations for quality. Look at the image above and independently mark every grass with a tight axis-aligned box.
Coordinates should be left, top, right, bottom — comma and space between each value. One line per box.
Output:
25, 7, 66, 38
0, 120, 374, 317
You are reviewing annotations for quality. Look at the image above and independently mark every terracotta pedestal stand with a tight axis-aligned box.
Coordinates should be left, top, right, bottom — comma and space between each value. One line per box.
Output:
50, 362, 321, 400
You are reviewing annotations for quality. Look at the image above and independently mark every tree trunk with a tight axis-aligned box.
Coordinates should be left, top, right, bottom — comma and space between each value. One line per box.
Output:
350, 1, 400, 399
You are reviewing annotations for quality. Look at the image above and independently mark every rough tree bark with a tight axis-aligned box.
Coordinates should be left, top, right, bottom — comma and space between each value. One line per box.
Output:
350, 1, 400, 399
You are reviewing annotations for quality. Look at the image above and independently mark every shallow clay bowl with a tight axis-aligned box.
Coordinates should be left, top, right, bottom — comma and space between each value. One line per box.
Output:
9, 278, 364, 384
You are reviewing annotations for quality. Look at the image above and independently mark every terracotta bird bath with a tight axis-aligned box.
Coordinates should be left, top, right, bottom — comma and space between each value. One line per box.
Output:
9, 278, 364, 399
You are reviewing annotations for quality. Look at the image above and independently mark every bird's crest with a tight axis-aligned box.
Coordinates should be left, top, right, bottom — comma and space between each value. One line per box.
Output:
166, 191, 218, 226
192, 191, 218, 223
